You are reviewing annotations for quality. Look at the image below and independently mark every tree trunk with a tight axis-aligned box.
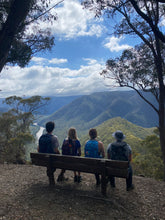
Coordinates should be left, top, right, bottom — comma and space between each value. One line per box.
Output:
159, 126, 165, 180
159, 94, 165, 180
0, 0, 33, 72
155, 38, 165, 180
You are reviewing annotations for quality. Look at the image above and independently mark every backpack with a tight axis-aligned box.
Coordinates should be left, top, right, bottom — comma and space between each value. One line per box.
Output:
85, 140, 100, 158
62, 138, 75, 155
39, 134, 55, 154
110, 142, 128, 161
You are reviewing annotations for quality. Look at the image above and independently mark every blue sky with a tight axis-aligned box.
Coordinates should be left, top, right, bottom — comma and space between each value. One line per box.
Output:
0, 0, 145, 98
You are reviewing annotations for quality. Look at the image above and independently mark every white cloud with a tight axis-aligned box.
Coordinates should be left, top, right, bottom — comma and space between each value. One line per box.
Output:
49, 58, 68, 64
83, 58, 98, 65
0, 60, 111, 98
31, 57, 68, 65
103, 36, 132, 52
29, 0, 105, 39
31, 57, 47, 65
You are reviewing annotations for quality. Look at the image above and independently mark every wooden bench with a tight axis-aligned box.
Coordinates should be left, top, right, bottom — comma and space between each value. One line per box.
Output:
30, 152, 129, 196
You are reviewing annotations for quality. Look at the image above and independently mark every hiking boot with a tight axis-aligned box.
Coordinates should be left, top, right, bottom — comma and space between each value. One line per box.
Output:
110, 183, 116, 188
127, 184, 134, 191
57, 174, 63, 182
49, 177, 55, 186
77, 175, 82, 183
96, 179, 101, 186
57, 174, 68, 182
74, 175, 78, 182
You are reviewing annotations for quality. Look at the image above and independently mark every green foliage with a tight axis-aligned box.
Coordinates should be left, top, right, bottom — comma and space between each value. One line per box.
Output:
0, 95, 49, 163
7, 40, 32, 67
2, 133, 33, 164
133, 134, 164, 180
0, 0, 62, 71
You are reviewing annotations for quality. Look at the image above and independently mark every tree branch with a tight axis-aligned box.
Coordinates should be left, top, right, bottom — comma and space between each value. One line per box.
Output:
24, 0, 64, 26
129, 0, 165, 43
122, 84, 159, 114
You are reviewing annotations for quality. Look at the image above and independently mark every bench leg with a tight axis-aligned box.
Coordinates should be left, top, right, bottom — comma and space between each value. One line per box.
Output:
101, 174, 107, 196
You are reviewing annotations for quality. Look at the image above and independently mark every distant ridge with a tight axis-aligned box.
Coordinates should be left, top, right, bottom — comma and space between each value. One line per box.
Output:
38, 90, 158, 130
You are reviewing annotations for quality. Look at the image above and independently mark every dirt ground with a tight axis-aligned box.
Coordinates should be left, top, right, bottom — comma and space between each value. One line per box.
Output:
0, 164, 165, 220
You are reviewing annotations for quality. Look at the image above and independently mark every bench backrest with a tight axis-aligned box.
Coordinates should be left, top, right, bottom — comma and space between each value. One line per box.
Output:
30, 153, 129, 178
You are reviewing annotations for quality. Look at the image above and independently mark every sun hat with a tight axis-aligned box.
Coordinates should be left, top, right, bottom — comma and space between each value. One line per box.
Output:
112, 130, 125, 140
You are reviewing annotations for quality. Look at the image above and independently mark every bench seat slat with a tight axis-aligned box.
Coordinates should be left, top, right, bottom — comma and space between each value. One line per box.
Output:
51, 161, 103, 173
105, 160, 129, 169
31, 159, 49, 167
50, 154, 103, 166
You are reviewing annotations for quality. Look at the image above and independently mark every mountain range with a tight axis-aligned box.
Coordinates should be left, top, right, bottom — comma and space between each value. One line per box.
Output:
35, 90, 157, 145
38, 90, 158, 127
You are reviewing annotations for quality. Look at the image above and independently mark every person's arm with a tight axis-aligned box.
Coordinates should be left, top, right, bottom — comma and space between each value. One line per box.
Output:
107, 144, 111, 159
52, 136, 60, 154
77, 140, 81, 156
54, 147, 60, 154
77, 147, 81, 156
127, 144, 132, 161
98, 141, 105, 158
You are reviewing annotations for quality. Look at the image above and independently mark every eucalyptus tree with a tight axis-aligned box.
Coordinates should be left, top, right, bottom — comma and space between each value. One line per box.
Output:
0, 0, 63, 72
82, 0, 165, 179
0, 95, 50, 163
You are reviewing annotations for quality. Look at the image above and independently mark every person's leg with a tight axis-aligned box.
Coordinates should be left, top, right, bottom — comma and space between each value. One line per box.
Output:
74, 171, 78, 182
109, 176, 115, 187
77, 171, 82, 183
95, 173, 101, 185
47, 167, 56, 185
74, 171, 82, 182
57, 169, 66, 182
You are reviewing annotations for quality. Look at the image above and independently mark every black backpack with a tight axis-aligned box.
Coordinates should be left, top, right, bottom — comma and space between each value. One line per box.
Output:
110, 142, 128, 161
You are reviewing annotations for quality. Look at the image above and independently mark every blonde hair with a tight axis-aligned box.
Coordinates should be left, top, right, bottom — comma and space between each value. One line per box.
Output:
68, 127, 78, 140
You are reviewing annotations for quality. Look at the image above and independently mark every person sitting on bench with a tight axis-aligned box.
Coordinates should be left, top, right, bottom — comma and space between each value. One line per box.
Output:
38, 121, 60, 185
107, 130, 134, 191
85, 128, 105, 186
57, 127, 82, 183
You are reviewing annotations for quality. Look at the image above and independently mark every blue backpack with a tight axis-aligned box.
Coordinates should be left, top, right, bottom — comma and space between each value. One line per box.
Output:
85, 140, 100, 158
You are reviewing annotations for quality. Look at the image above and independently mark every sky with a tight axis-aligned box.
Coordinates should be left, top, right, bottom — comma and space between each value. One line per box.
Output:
0, 0, 156, 98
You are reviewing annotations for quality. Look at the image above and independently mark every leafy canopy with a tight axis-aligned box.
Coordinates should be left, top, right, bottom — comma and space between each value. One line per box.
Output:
0, 0, 63, 69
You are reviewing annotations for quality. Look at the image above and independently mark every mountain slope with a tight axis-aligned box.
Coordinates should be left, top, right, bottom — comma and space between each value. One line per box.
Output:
38, 90, 158, 133
80, 117, 154, 152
